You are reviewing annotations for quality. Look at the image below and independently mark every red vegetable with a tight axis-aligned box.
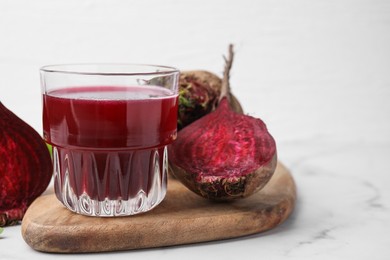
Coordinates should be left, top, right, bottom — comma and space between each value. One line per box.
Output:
168, 45, 277, 200
0, 102, 52, 226
177, 70, 243, 130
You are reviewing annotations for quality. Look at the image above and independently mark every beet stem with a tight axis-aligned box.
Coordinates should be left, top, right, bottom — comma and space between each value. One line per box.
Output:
219, 44, 234, 103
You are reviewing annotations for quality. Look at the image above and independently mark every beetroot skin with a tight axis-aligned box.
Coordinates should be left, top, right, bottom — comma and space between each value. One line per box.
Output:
0, 102, 52, 226
168, 98, 277, 200
178, 71, 243, 130
178, 73, 218, 130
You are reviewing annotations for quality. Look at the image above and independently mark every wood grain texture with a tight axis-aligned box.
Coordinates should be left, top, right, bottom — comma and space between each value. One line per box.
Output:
21, 162, 296, 253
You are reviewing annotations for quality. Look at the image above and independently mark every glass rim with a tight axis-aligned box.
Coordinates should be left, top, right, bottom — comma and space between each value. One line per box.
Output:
40, 63, 180, 76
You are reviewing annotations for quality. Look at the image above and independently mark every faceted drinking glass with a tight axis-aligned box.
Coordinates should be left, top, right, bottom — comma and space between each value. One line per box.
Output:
40, 64, 179, 216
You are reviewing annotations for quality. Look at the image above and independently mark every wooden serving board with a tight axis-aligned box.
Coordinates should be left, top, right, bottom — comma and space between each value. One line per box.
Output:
21, 162, 296, 253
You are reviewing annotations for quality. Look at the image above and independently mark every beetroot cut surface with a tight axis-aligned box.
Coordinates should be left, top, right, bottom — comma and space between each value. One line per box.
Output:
168, 98, 277, 200
169, 44, 277, 200
0, 102, 52, 226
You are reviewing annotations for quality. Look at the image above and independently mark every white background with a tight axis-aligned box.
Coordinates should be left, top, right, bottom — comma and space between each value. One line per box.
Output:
1, 0, 389, 259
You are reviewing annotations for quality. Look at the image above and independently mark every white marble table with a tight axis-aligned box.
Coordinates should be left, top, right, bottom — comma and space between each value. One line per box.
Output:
1, 0, 389, 259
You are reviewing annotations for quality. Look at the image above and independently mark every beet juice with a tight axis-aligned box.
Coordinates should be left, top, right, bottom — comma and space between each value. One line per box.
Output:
43, 85, 178, 216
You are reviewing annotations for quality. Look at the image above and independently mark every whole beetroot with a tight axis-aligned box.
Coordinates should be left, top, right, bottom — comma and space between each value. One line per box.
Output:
178, 70, 243, 130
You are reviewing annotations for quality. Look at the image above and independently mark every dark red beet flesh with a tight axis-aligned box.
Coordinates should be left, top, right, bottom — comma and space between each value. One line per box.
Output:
168, 97, 277, 200
0, 102, 52, 226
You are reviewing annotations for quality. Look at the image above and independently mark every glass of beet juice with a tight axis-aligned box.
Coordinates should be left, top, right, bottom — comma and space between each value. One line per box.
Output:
40, 64, 179, 217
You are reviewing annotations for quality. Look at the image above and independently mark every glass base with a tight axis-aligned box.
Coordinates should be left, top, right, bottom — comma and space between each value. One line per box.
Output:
52, 145, 168, 217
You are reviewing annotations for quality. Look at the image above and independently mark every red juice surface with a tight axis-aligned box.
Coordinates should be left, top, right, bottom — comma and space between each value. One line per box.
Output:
43, 85, 178, 149
43, 86, 178, 203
